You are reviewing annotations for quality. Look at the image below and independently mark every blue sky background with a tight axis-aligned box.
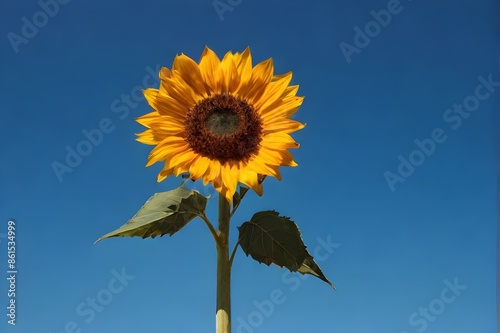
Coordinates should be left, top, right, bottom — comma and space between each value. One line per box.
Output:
0, 0, 498, 332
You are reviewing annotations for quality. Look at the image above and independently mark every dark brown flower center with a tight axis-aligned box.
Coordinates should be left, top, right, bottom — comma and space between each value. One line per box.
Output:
184, 93, 262, 164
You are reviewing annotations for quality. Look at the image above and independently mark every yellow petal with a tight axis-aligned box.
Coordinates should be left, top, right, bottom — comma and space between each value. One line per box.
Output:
261, 132, 300, 150
220, 52, 239, 93
136, 113, 185, 131
211, 172, 223, 192
162, 75, 197, 106
136, 129, 165, 145
237, 58, 273, 104
135, 111, 158, 128
221, 163, 239, 200
189, 156, 211, 181
253, 72, 292, 111
238, 168, 263, 196
159, 67, 171, 80
260, 95, 304, 121
143, 88, 189, 118
262, 118, 305, 134
204, 160, 221, 185
233, 47, 250, 67
157, 161, 174, 182
258, 147, 298, 167
158, 68, 172, 94
246, 155, 281, 180
252, 58, 274, 83
234, 47, 253, 94
172, 53, 208, 98
198, 46, 222, 93
146, 136, 187, 166
220, 185, 233, 202
168, 149, 197, 170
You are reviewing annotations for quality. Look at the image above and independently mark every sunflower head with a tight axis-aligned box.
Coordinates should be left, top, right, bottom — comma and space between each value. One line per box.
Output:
136, 46, 305, 202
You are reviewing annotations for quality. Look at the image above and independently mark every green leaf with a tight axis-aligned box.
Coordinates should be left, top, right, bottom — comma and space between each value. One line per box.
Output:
238, 210, 335, 289
95, 185, 207, 243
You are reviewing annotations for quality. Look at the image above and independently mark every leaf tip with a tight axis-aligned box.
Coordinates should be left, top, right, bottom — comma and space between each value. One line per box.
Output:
94, 234, 108, 244
327, 280, 336, 291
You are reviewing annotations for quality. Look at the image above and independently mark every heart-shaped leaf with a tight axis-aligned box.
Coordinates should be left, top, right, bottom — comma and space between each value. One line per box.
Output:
238, 210, 334, 289
96, 185, 207, 242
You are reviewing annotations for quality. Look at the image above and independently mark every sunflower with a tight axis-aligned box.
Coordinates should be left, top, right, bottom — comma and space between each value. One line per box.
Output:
136, 46, 305, 202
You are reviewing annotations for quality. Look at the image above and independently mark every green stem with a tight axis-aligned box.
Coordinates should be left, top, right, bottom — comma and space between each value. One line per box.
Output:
229, 238, 240, 268
199, 213, 221, 248
216, 195, 231, 333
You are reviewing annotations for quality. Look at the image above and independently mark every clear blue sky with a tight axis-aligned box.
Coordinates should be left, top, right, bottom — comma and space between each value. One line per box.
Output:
0, 0, 498, 332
